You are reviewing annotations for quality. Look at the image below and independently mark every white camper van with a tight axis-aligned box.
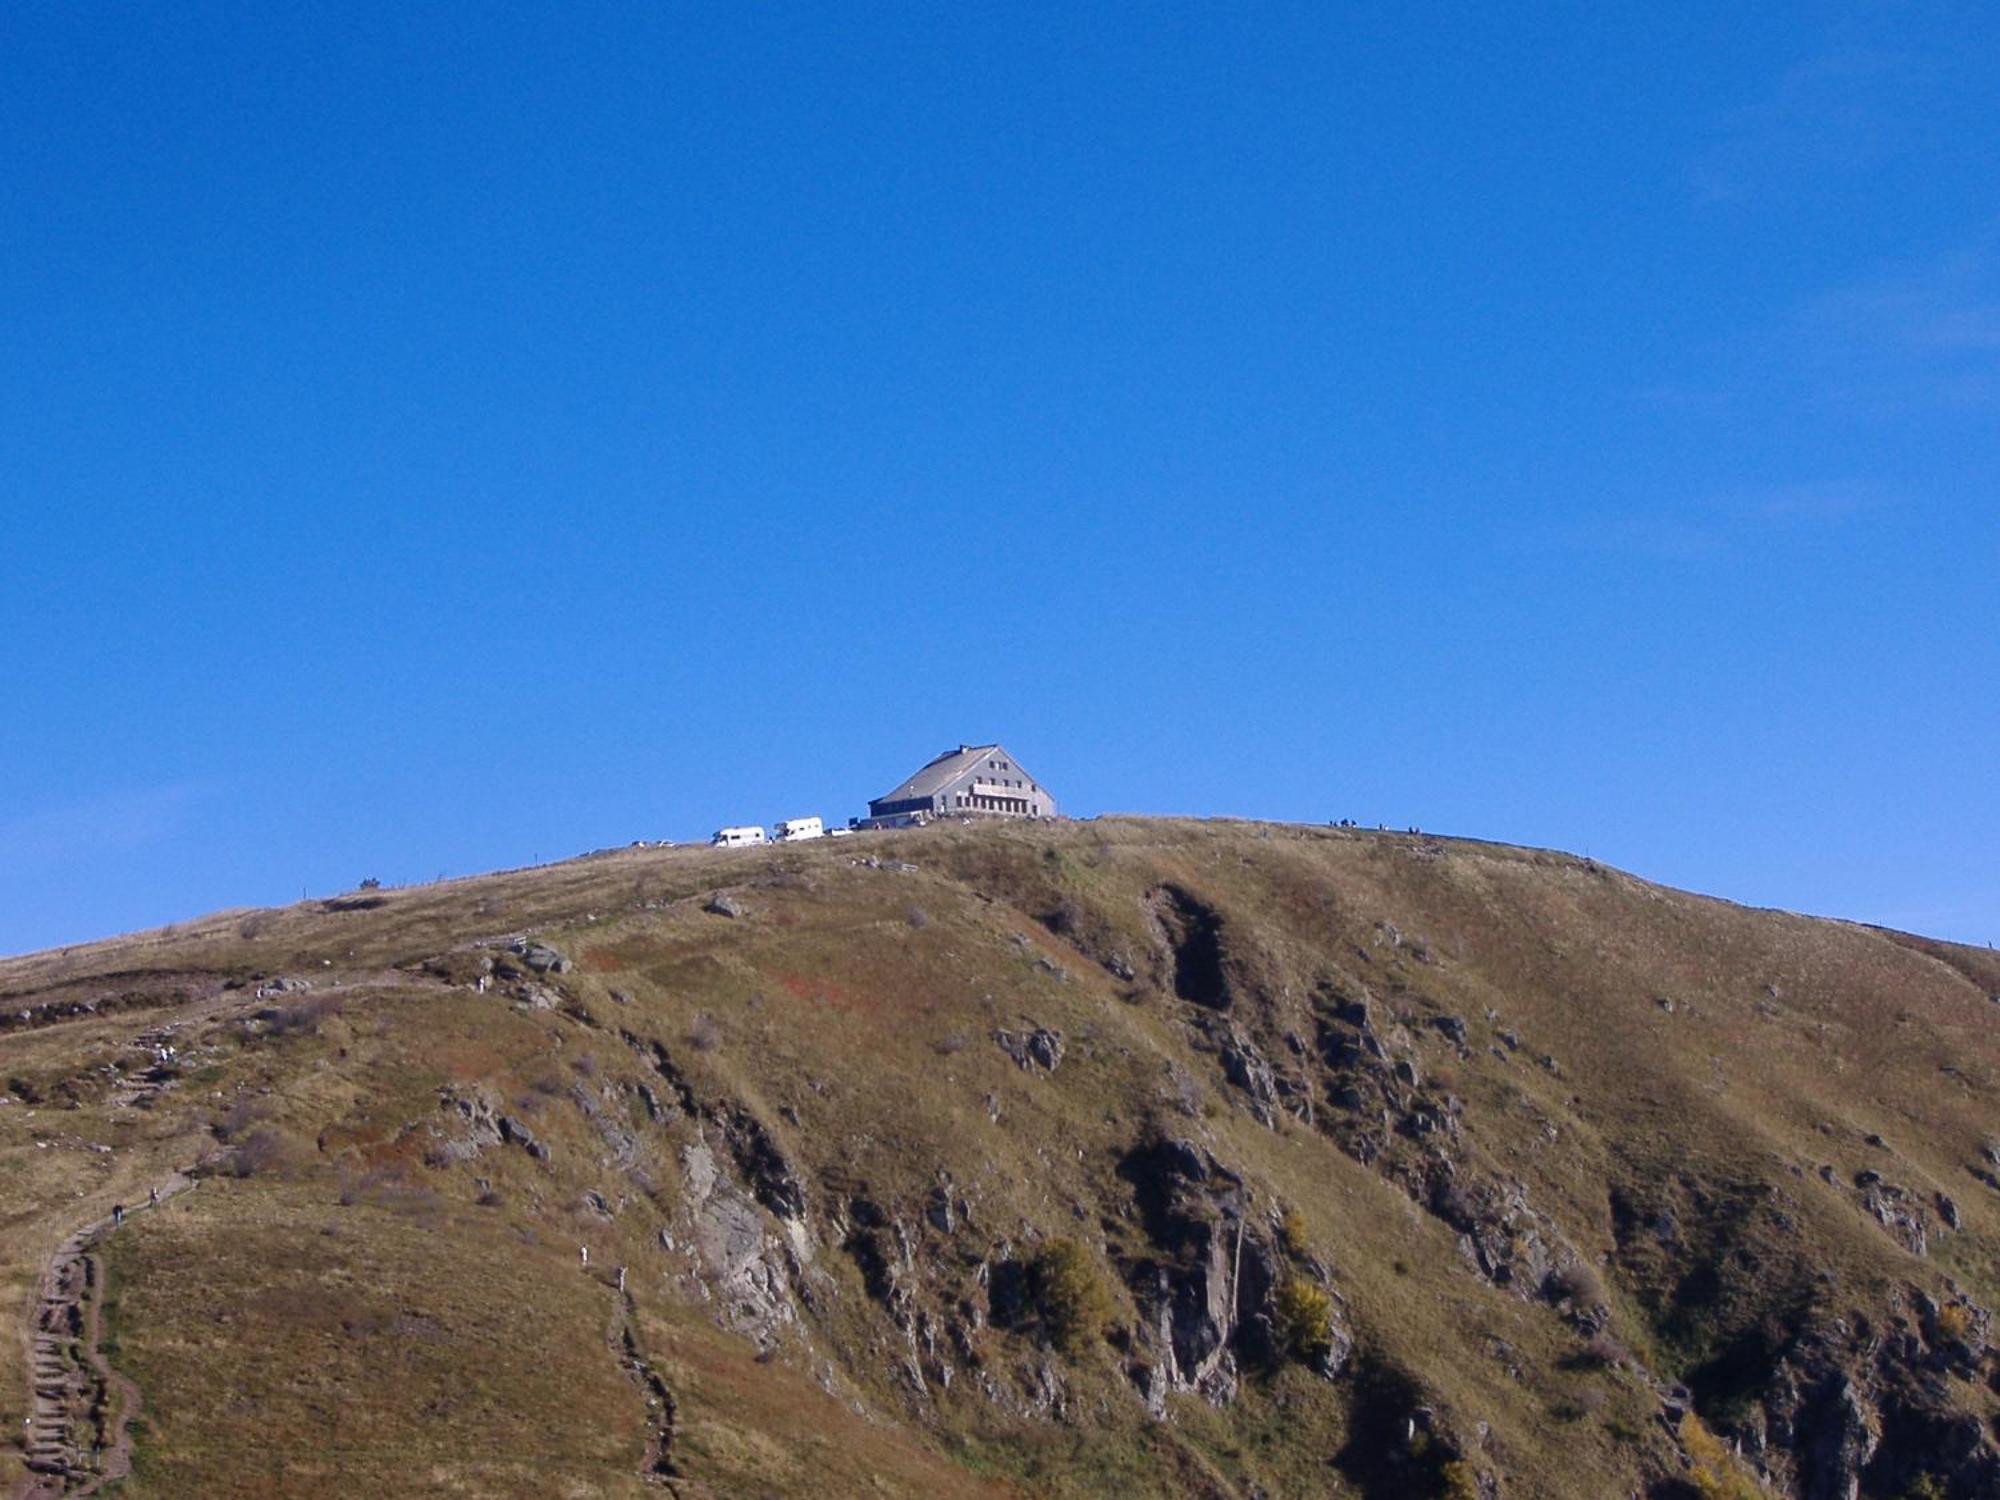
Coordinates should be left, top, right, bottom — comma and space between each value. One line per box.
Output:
772, 816, 823, 843
711, 826, 767, 848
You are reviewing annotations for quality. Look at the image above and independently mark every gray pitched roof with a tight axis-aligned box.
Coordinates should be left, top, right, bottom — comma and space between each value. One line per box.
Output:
872, 744, 1001, 805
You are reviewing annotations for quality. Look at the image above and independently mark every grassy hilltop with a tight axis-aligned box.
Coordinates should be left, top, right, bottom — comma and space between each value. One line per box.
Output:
2, 817, 1997, 1499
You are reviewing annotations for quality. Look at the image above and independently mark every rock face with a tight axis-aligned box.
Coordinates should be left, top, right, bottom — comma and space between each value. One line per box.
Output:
682, 1143, 797, 1340
1114, 1137, 1318, 1407
1801, 1377, 1876, 1500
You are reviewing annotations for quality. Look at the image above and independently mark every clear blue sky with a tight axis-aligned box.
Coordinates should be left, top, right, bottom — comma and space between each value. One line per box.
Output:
4, 2, 1996, 956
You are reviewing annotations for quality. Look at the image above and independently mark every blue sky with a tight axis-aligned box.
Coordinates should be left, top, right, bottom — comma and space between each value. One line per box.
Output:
3, 2, 1996, 955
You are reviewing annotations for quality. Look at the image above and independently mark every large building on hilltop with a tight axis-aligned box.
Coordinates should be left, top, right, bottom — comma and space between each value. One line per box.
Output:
863, 744, 1056, 826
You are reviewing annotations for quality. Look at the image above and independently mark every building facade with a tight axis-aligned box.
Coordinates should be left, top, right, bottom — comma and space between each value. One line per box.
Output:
864, 744, 1056, 825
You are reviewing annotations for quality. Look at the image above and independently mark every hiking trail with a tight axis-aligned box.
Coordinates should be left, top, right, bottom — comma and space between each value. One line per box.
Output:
12, 1171, 194, 1500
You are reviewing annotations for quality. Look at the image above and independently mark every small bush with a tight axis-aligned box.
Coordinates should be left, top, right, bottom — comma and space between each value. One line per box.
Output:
1278, 1208, 1310, 1259
270, 994, 345, 1036
214, 1095, 270, 1141
1440, 1461, 1481, 1500
688, 1015, 723, 1053
1276, 1279, 1336, 1365
230, 1128, 291, 1179
906, 905, 931, 929
1030, 1239, 1114, 1357
1681, 1413, 1762, 1500
1935, 1303, 1973, 1342
1571, 1331, 1626, 1369
6, 1075, 43, 1105
1545, 1259, 1607, 1307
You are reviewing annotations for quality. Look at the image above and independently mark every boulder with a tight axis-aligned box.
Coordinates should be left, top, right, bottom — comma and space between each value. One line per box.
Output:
511, 940, 571, 974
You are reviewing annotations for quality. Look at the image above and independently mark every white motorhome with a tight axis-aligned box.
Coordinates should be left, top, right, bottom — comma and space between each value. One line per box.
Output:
711, 826, 767, 848
773, 816, 823, 843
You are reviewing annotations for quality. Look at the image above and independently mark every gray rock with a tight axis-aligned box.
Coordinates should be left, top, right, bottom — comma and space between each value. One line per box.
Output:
1219, 1032, 1278, 1126
497, 1115, 550, 1161
705, 892, 745, 919
1802, 1377, 1877, 1500
1433, 1015, 1469, 1047
433, 1089, 503, 1162
995, 1027, 1065, 1072
511, 941, 571, 974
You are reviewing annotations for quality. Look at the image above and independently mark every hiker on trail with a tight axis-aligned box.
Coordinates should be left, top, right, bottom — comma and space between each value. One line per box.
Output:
112, 1204, 123, 1227
580, 1245, 589, 1268
148, 1187, 158, 1208
616, 1265, 627, 1293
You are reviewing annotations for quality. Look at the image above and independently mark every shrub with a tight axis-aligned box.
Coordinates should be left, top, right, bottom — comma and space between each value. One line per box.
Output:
1681, 1413, 1762, 1500
230, 1128, 291, 1179
1440, 1460, 1481, 1500
687, 1015, 723, 1053
1935, 1303, 1973, 1342
1573, 1331, 1626, 1369
1030, 1239, 1114, 1357
1278, 1208, 1310, 1259
214, 1095, 269, 1141
270, 994, 344, 1036
1545, 1259, 1607, 1308
1276, 1278, 1336, 1365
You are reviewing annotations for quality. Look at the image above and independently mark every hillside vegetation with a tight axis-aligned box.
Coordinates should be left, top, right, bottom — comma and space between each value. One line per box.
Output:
3, 818, 1997, 1498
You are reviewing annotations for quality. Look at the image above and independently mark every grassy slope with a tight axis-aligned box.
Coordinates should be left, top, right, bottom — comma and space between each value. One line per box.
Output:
1, 818, 1995, 1497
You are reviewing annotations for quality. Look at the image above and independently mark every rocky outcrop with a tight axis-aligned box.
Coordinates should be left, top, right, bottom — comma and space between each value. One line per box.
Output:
993, 1026, 1065, 1073
680, 1142, 798, 1342
1114, 1137, 1312, 1408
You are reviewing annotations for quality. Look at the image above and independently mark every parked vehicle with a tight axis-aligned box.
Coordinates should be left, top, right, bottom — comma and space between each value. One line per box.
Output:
773, 816, 824, 843
711, 826, 767, 848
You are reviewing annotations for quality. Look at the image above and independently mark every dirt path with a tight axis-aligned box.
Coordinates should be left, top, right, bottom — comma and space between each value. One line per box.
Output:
10, 1172, 194, 1500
